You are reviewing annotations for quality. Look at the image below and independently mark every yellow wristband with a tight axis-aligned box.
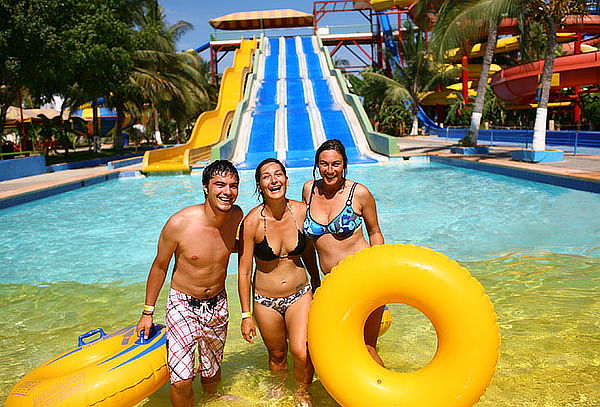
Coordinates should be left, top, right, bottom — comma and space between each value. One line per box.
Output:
241, 312, 252, 319
143, 305, 155, 313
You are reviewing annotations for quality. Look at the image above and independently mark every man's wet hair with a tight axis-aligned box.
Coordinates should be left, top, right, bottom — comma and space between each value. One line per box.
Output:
202, 160, 239, 188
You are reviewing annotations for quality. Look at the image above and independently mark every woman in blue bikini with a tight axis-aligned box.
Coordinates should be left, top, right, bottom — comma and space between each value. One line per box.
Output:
302, 139, 385, 365
238, 158, 320, 407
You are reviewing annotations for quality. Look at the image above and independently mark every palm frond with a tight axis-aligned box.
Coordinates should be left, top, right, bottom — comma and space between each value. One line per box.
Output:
431, 0, 521, 60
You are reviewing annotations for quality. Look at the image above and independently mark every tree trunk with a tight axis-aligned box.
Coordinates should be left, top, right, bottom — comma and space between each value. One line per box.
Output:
469, 22, 498, 145
0, 86, 17, 140
532, 17, 558, 151
60, 105, 69, 156
410, 114, 419, 136
153, 110, 163, 145
0, 104, 8, 138
114, 104, 124, 150
92, 98, 100, 153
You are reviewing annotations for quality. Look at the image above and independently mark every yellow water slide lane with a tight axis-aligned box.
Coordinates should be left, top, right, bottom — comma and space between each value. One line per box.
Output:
370, 0, 415, 11
142, 39, 257, 173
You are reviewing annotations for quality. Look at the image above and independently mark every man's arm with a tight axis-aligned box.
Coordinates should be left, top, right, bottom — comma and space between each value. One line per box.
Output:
136, 219, 178, 339
237, 217, 257, 343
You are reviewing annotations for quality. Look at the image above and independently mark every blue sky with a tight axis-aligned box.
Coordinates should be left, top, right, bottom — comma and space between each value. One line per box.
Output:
161, 0, 362, 51
161, 0, 317, 51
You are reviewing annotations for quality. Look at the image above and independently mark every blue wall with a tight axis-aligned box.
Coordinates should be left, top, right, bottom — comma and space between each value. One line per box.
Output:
0, 156, 47, 182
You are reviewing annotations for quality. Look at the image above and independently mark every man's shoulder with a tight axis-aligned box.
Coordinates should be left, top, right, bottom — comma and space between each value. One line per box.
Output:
166, 205, 202, 227
230, 204, 244, 220
174, 204, 203, 218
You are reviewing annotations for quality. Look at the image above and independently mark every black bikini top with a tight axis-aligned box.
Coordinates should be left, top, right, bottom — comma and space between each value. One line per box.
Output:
254, 203, 307, 262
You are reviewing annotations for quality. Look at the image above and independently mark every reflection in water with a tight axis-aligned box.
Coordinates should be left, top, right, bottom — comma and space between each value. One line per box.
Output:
1, 252, 598, 406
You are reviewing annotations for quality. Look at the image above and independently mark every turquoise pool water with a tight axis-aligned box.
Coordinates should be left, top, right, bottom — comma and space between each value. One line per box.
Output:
1, 161, 598, 284
1, 161, 599, 406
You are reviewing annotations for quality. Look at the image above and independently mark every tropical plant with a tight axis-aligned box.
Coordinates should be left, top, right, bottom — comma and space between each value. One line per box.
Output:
430, 0, 521, 145
347, 71, 412, 135
60, 1, 135, 152
580, 92, 600, 129
0, 0, 84, 138
445, 95, 473, 127
105, 0, 213, 149
37, 114, 88, 156
520, 20, 551, 63
375, 103, 414, 136
362, 23, 461, 135
528, 0, 587, 151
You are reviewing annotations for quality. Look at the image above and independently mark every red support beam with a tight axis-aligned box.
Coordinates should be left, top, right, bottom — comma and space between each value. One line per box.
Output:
461, 54, 469, 103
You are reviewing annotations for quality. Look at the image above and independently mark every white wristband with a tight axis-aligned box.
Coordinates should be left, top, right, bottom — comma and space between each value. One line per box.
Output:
241, 312, 252, 319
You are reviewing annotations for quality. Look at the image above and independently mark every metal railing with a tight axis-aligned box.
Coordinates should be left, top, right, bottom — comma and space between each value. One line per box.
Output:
426, 124, 600, 155
210, 27, 315, 42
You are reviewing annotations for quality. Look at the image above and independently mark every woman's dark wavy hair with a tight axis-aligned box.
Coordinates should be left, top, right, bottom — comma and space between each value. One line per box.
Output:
313, 139, 348, 180
202, 160, 239, 196
255, 158, 287, 202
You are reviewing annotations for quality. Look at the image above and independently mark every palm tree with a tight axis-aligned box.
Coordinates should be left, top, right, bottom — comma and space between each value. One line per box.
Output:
429, 0, 520, 145
107, 1, 213, 148
528, 0, 587, 151
362, 23, 460, 135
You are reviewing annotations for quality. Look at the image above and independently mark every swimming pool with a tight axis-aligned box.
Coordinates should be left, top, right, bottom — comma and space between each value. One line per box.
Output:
1, 161, 599, 406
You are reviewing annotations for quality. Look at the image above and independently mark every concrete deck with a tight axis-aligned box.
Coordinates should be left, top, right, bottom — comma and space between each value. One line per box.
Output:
1, 138, 599, 208
393, 136, 600, 184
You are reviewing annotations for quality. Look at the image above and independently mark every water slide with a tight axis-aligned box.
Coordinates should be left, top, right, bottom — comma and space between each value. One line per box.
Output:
491, 51, 600, 104
370, 0, 414, 11
194, 42, 210, 53
142, 39, 257, 173
377, 12, 401, 68
489, 12, 600, 105
231, 36, 394, 169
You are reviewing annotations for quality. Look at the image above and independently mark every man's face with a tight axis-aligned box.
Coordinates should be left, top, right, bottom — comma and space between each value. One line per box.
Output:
203, 172, 239, 213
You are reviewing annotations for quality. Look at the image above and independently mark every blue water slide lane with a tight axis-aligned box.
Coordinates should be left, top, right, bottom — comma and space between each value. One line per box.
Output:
243, 36, 374, 168
194, 42, 209, 53
377, 13, 401, 68
301, 38, 374, 164
417, 105, 442, 130
301, 37, 323, 79
242, 38, 279, 169
284, 37, 316, 168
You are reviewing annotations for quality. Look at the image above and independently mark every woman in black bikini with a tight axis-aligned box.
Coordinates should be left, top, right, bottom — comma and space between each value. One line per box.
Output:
238, 158, 320, 407
302, 139, 385, 366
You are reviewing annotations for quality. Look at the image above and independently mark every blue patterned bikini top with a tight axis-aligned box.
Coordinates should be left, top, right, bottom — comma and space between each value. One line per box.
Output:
303, 181, 363, 239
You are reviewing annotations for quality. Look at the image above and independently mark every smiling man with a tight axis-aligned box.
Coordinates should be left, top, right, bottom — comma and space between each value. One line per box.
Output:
136, 160, 243, 407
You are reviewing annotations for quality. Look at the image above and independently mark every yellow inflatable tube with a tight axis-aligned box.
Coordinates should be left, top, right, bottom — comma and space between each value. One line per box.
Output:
308, 244, 500, 407
6, 324, 167, 406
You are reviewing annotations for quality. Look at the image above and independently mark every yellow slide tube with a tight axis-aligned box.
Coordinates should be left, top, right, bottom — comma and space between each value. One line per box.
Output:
370, 0, 415, 11
142, 39, 256, 173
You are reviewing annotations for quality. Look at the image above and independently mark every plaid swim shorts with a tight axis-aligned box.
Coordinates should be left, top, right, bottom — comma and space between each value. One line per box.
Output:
166, 288, 229, 383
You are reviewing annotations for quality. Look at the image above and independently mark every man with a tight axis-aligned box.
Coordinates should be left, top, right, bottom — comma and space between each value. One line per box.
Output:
136, 160, 243, 407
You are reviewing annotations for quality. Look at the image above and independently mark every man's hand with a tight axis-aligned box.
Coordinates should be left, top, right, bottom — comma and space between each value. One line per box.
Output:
241, 317, 256, 343
136, 315, 153, 340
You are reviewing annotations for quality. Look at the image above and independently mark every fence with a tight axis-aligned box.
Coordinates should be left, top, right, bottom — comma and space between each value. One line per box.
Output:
424, 125, 600, 155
